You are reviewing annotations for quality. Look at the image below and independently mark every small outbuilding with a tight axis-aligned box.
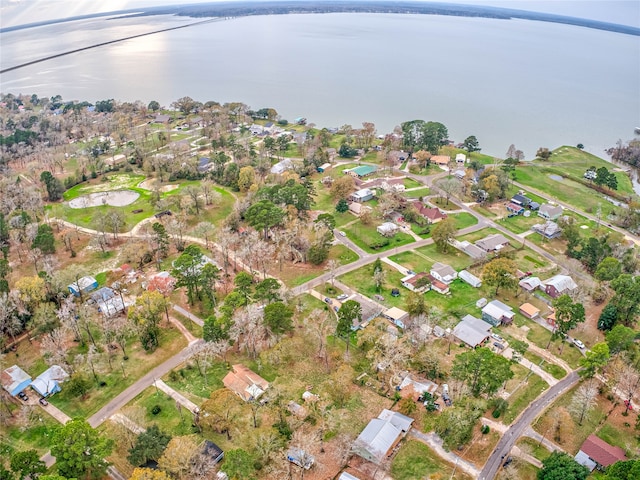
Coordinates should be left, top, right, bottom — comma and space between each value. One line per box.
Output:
68, 276, 99, 297
382, 307, 409, 329
287, 447, 315, 470
519, 303, 541, 319
1, 365, 32, 396
458, 270, 482, 288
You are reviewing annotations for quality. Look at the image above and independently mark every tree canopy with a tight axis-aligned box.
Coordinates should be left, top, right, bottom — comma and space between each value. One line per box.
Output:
401, 120, 449, 154
482, 257, 518, 295
537, 451, 589, 480
451, 347, 513, 397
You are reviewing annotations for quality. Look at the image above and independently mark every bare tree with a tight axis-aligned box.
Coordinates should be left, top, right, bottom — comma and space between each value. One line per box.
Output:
569, 380, 599, 425
324, 259, 340, 287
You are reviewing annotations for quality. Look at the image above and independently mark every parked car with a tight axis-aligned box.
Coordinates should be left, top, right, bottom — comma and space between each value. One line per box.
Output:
624, 400, 634, 410
333, 306, 339, 312
324, 297, 332, 304
373, 294, 385, 302
336, 294, 349, 301
493, 342, 505, 350
442, 384, 449, 395
442, 393, 452, 406
39, 397, 49, 406
491, 333, 504, 342
502, 456, 513, 468
18, 391, 29, 401
406, 270, 415, 275
338, 231, 346, 237
573, 338, 585, 349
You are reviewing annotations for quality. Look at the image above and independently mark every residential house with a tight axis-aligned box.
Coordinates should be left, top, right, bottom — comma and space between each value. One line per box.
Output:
401, 273, 431, 293
453, 168, 466, 180
427, 274, 450, 295
222, 364, 269, 402
377, 222, 398, 237
538, 203, 563, 220
1, 365, 32, 396
575, 435, 626, 472
415, 203, 447, 223
519, 303, 541, 319
379, 178, 406, 193
346, 165, 377, 178
511, 194, 532, 207
431, 155, 451, 166
287, 448, 314, 470
455, 240, 486, 259
348, 202, 372, 216
475, 233, 510, 253
546, 309, 557, 327
352, 409, 414, 464
249, 124, 264, 135
453, 314, 491, 348
197, 157, 211, 173
91, 287, 126, 317
147, 271, 177, 292
68, 276, 98, 297
30, 365, 69, 397
382, 307, 409, 329
350, 188, 374, 203
316, 162, 332, 173
506, 202, 525, 215
270, 158, 294, 174
388, 211, 404, 224
519, 276, 542, 292
458, 270, 482, 288
326, 148, 337, 160
482, 300, 515, 326
543, 274, 578, 298
398, 374, 439, 400
201, 440, 224, 465
532, 221, 562, 239
430, 262, 457, 284
528, 201, 541, 211
455, 153, 467, 164
349, 296, 382, 330
154, 114, 171, 124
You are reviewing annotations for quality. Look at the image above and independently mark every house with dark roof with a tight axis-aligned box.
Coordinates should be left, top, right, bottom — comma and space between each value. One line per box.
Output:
475, 234, 510, 252
575, 435, 626, 471
223, 365, 269, 402
201, 440, 224, 464
511, 194, 532, 206
352, 409, 414, 464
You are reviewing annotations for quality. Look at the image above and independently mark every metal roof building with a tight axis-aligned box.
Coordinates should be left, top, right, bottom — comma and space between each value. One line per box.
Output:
1, 365, 32, 396
352, 409, 414, 464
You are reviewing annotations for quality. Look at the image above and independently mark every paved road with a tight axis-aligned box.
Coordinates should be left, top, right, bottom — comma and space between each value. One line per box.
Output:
479, 371, 580, 480
88, 339, 203, 428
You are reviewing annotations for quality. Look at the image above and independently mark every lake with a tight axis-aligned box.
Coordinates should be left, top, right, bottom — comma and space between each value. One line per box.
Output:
1, 12, 638, 161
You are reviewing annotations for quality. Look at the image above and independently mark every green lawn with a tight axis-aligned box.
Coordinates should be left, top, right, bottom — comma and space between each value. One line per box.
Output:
451, 212, 478, 230
130, 387, 205, 437
338, 263, 406, 308
1, 411, 60, 458
391, 440, 470, 480
403, 178, 422, 189
497, 214, 545, 234
403, 187, 431, 199
517, 438, 552, 462
523, 320, 584, 369
422, 280, 486, 317
413, 244, 475, 271
343, 222, 415, 254
523, 351, 567, 379
279, 244, 358, 288
471, 205, 497, 218
457, 227, 502, 244
163, 361, 229, 400
503, 369, 548, 424
49, 328, 187, 418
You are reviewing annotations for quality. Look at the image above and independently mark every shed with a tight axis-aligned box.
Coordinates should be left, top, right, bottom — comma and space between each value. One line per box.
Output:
519, 303, 540, 319
458, 270, 482, 288
1, 365, 32, 396
382, 307, 409, 329
68, 276, 98, 297
201, 440, 224, 464
317, 162, 332, 173
30, 365, 68, 397
575, 435, 626, 471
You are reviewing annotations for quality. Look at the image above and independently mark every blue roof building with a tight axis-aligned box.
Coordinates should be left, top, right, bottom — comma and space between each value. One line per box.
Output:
1, 365, 32, 396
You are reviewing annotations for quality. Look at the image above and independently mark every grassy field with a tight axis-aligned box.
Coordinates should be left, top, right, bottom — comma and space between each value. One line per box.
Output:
517, 438, 552, 462
49, 327, 187, 418
1, 410, 60, 458
404, 187, 431, 199
522, 319, 584, 369
503, 369, 548, 424
523, 351, 567, 379
277, 243, 359, 287
163, 361, 229, 401
391, 440, 470, 480
403, 177, 422, 189
339, 263, 406, 308
413, 244, 475, 271
343, 221, 415, 254
497, 213, 546, 234
452, 212, 479, 230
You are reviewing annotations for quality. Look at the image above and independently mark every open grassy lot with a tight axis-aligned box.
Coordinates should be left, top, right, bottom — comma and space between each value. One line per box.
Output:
390, 440, 470, 480
502, 368, 548, 424
343, 222, 414, 254
521, 319, 583, 369
452, 212, 479, 230
497, 213, 546, 234
457, 227, 502, 244
276, 243, 358, 287
403, 178, 422, 189
1, 408, 60, 458
49, 327, 187, 419
422, 280, 486, 317
163, 361, 229, 402
412, 244, 475, 271
517, 437, 551, 462
471, 204, 497, 218
523, 351, 567, 379
500, 461, 539, 480
403, 187, 431, 199
339, 263, 406, 308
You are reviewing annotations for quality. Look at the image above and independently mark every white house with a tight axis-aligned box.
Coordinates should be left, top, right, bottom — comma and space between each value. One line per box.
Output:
538, 203, 563, 221
455, 153, 467, 164
350, 188, 374, 203
352, 409, 414, 464
482, 300, 515, 326
377, 222, 398, 237
430, 262, 457, 284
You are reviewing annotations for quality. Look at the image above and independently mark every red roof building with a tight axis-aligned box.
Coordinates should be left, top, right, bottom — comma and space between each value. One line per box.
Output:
414, 203, 447, 223
575, 435, 626, 471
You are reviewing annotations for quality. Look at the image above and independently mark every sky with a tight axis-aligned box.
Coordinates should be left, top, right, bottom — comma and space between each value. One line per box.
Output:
1, 0, 639, 29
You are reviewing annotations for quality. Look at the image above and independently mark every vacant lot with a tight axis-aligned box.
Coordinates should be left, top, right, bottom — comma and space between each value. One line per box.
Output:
391, 440, 471, 480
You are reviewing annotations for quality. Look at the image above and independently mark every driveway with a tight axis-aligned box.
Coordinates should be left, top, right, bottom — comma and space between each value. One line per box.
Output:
408, 429, 480, 478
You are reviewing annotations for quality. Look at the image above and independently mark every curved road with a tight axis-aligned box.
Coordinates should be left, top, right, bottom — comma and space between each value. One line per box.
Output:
479, 371, 580, 480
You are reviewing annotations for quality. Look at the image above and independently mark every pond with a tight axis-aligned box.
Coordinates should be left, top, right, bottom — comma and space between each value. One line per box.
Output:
68, 190, 140, 208
548, 174, 564, 181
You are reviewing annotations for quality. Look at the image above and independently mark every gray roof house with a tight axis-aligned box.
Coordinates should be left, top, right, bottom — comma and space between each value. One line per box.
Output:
31, 365, 69, 398
353, 409, 414, 464
453, 314, 491, 347
538, 203, 563, 220
519, 276, 542, 292
377, 222, 398, 237
1, 365, 32, 396
532, 221, 562, 239
456, 240, 486, 259
430, 262, 457, 284
350, 188, 374, 203
543, 274, 578, 298
475, 234, 511, 252
482, 300, 515, 326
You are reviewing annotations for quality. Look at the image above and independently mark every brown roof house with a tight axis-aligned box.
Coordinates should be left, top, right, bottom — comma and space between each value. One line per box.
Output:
401, 272, 431, 293
519, 303, 540, 319
414, 203, 447, 224
223, 364, 269, 402
575, 435, 626, 471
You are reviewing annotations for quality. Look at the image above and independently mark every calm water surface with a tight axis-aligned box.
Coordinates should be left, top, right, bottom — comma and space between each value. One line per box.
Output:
1, 13, 639, 161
